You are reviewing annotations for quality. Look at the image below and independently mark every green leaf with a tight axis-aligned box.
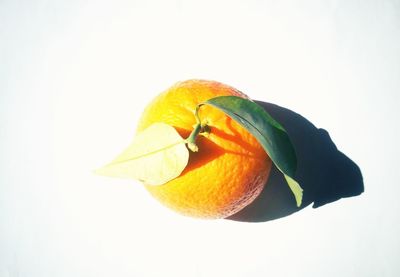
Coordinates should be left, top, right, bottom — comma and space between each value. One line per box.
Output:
204, 96, 303, 207
95, 122, 189, 186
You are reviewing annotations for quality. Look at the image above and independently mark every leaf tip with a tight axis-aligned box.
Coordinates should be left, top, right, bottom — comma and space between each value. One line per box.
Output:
284, 175, 303, 207
93, 165, 109, 177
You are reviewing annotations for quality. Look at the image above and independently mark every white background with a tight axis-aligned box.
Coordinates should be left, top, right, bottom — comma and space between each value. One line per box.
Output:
1, 1, 399, 276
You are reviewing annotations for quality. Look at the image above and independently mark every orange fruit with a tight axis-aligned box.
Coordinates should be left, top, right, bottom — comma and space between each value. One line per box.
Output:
137, 80, 272, 219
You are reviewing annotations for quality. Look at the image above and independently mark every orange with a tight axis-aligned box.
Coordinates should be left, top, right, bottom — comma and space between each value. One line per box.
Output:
137, 80, 272, 219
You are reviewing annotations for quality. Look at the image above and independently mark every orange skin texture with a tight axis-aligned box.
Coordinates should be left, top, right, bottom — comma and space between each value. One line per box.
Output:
137, 80, 272, 219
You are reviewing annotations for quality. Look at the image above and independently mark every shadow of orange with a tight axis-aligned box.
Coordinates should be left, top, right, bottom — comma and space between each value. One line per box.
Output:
227, 101, 364, 222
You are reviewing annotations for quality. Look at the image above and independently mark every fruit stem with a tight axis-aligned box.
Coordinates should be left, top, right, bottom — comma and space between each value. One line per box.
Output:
194, 105, 202, 124
186, 123, 202, 152
186, 104, 209, 152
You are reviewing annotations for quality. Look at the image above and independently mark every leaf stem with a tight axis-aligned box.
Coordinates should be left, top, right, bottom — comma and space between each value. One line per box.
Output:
186, 123, 202, 152
194, 105, 202, 124
186, 104, 207, 152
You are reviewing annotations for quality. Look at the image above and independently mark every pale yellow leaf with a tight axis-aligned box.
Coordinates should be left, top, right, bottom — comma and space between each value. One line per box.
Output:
95, 123, 189, 185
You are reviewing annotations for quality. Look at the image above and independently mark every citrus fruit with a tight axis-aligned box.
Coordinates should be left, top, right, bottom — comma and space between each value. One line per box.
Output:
137, 80, 272, 219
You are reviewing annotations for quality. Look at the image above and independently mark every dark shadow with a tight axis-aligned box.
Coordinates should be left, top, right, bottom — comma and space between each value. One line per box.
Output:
177, 126, 257, 176
227, 101, 364, 222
